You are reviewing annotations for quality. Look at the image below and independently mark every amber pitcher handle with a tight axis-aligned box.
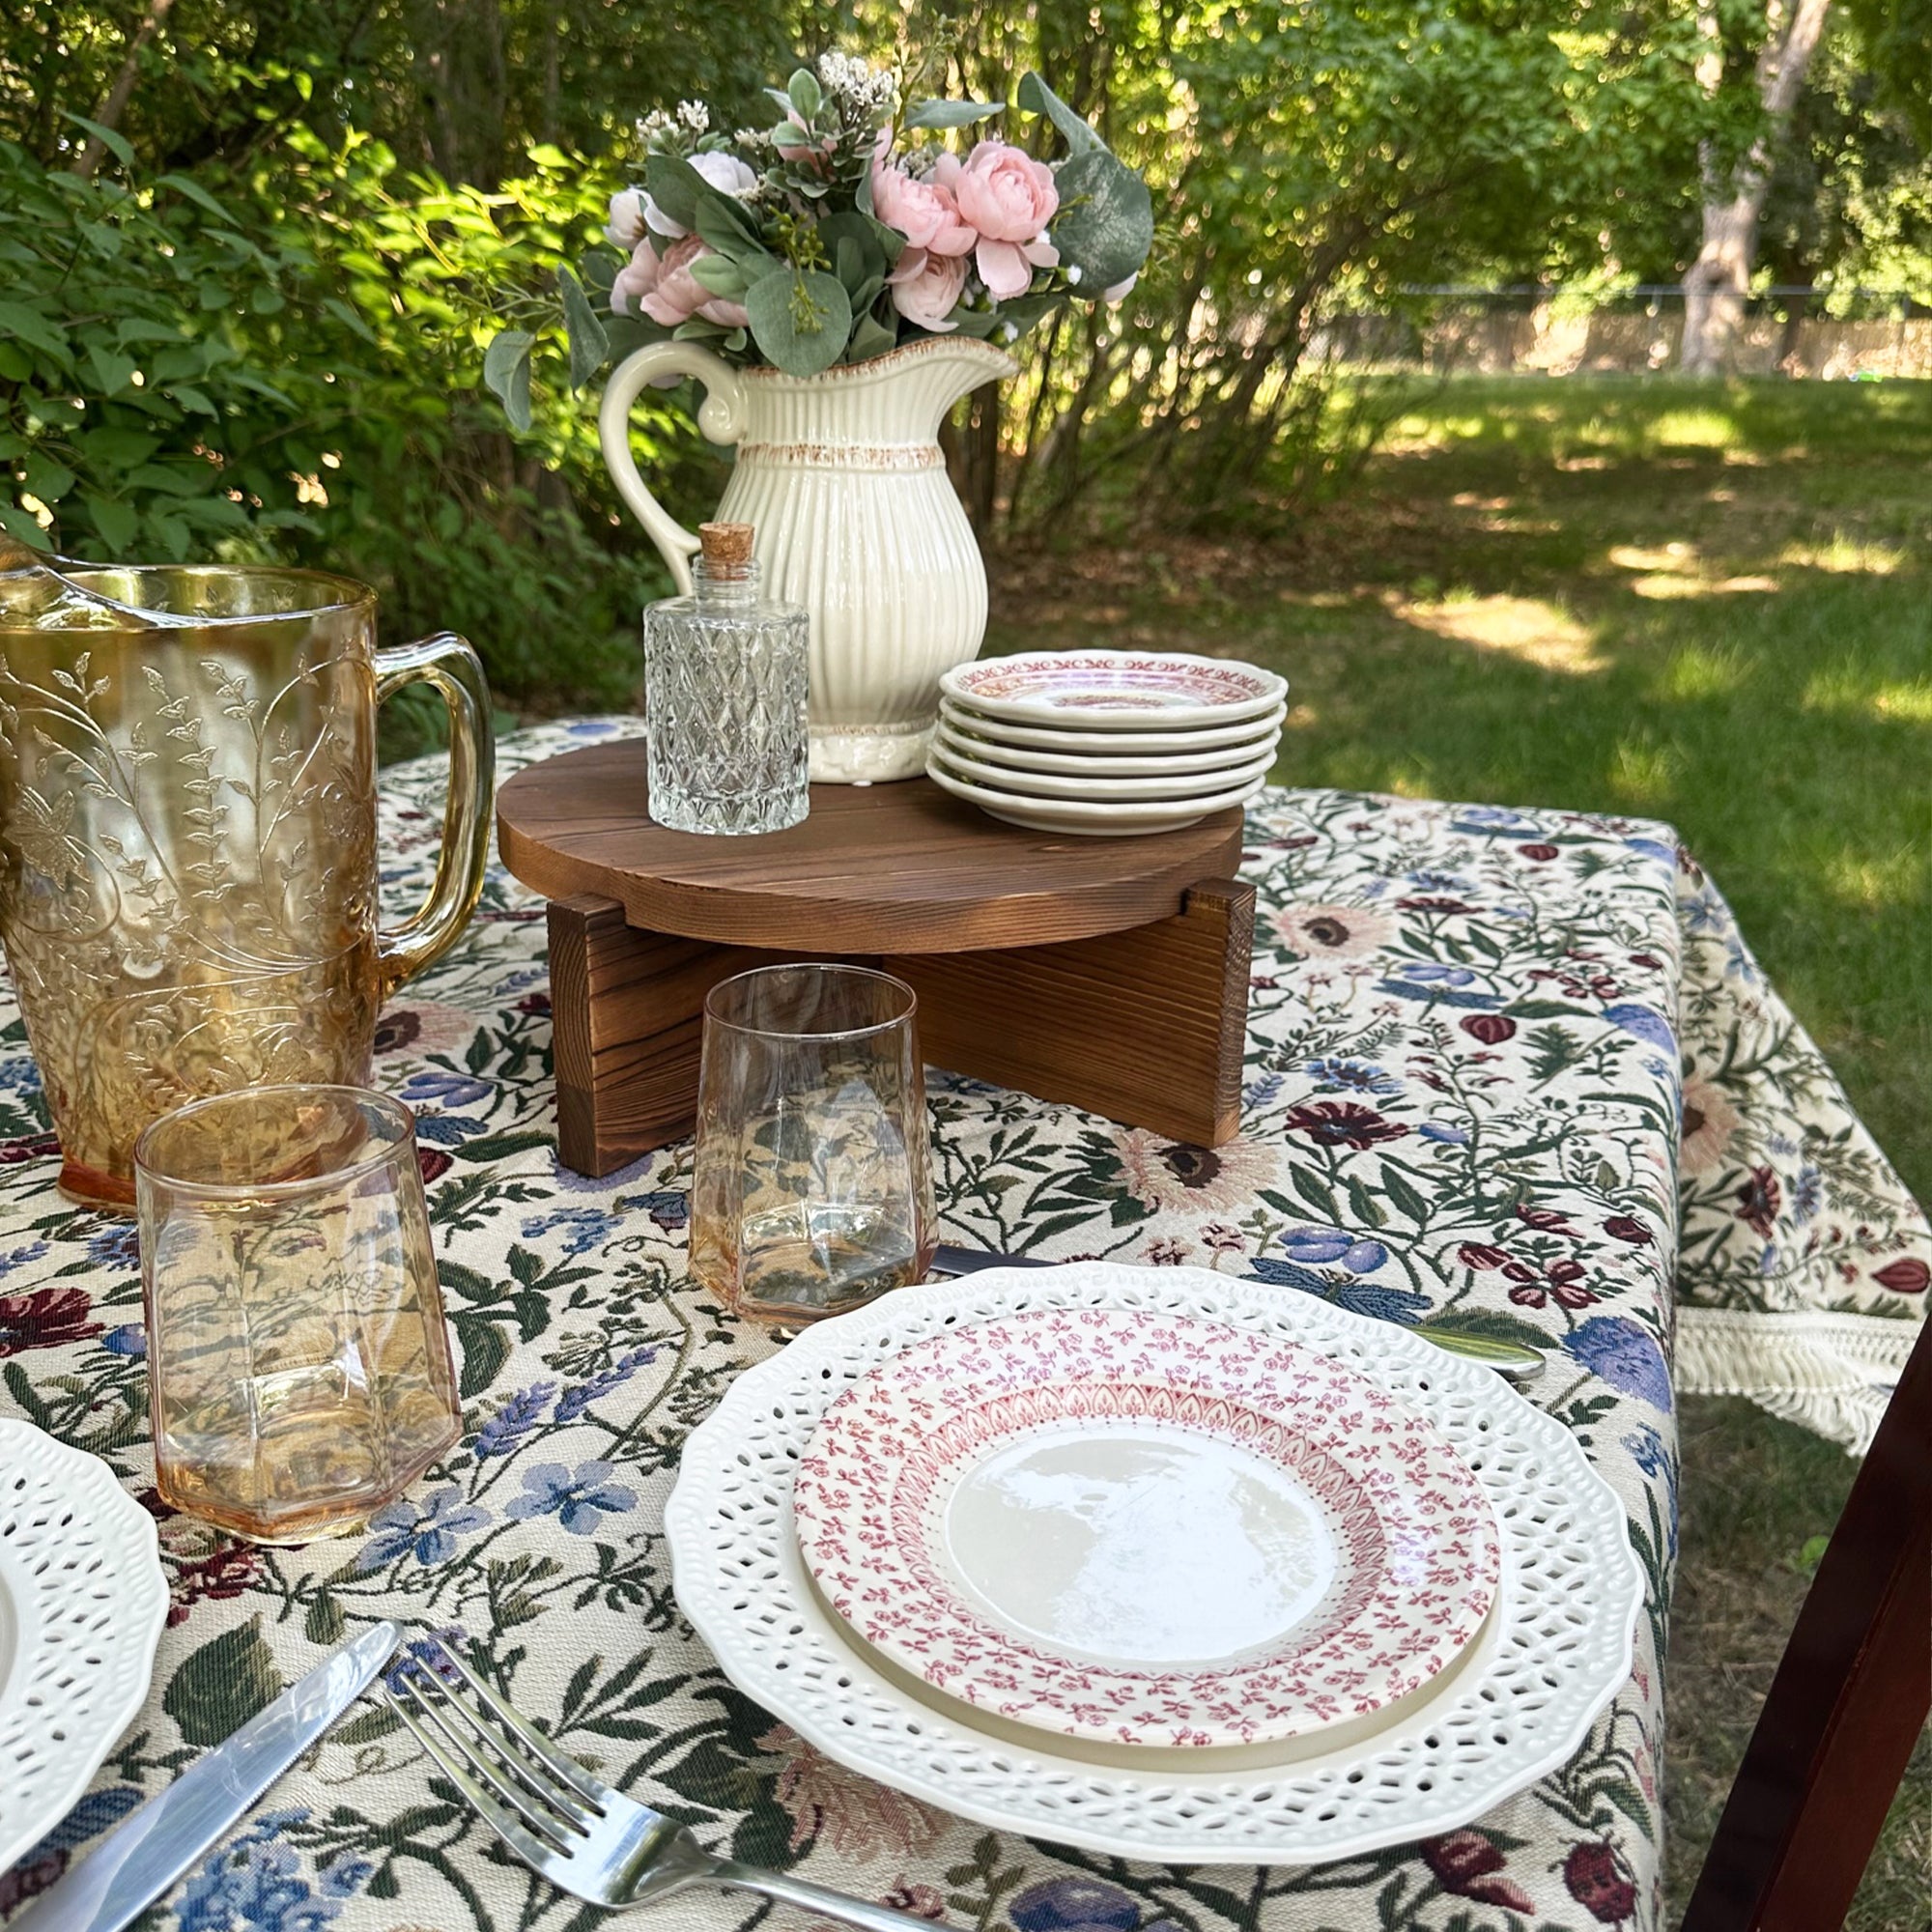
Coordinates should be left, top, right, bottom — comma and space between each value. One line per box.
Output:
374, 631, 495, 996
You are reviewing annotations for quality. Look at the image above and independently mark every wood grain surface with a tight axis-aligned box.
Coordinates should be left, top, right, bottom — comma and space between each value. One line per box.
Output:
497, 737, 1246, 953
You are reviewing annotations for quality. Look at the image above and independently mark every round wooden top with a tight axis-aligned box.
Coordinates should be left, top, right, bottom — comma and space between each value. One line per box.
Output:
496, 737, 1247, 953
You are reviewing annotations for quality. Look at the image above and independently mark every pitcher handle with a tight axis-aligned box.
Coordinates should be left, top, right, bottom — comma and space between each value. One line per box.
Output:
599, 342, 749, 595
374, 631, 496, 996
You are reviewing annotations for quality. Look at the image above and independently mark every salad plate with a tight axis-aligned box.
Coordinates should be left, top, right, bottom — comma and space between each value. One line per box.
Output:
929, 738, 1277, 804
925, 757, 1265, 837
935, 717, 1282, 777
666, 1263, 1644, 1864
939, 696, 1288, 755
792, 1307, 1500, 1750
0, 1417, 169, 1870
942, 651, 1286, 729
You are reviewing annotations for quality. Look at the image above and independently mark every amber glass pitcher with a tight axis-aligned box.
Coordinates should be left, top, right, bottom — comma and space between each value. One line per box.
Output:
0, 561, 493, 1206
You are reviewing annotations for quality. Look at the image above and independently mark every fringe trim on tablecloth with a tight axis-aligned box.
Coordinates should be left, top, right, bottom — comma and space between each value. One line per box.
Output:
1675, 1306, 1923, 1456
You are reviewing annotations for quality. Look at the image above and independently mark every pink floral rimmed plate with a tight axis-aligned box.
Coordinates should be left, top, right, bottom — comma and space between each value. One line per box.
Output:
942, 651, 1287, 729
791, 1306, 1501, 1750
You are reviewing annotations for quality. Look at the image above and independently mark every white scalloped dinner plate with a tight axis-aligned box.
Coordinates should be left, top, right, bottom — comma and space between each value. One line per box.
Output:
942, 652, 1286, 729
0, 1418, 169, 1870
666, 1264, 1642, 1864
936, 719, 1284, 778
792, 1308, 1500, 1750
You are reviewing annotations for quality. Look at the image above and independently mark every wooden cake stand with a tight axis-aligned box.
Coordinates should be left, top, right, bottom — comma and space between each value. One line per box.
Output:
496, 737, 1255, 1176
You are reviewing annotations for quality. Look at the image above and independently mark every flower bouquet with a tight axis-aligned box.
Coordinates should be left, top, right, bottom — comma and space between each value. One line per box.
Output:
483, 53, 1152, 412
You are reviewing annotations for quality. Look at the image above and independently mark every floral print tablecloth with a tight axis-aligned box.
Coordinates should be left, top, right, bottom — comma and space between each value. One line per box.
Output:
1, 717, 1924, 1932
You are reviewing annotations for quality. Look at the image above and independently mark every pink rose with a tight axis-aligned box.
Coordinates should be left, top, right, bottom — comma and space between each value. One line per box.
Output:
870, 157, 975, 257
936, 142, 1060, 299
619, 235, 750, 330
888, 248, 968, 331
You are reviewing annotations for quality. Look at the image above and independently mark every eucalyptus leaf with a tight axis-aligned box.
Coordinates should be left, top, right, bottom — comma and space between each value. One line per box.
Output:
1049, 148, 1154, 291
787, 68, 823, 118
904, 99, 1003, 130
746, 267, 851, 378
845, 312, 900, 362
644, 153, 707, 232
1015, 71, 1104, 156
688, 253, 750, 298
694, 190, 764, 259
482, 327, 534, 431
671, 318, 729, 341
816, 211, 888, 287
557, 267, 609, 391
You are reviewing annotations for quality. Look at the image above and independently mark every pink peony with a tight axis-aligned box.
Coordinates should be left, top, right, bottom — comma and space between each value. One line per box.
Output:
935, 142, 1060, 299
870, 157, 976, 257
888, 248, 968, 331
611, 235, 749, 330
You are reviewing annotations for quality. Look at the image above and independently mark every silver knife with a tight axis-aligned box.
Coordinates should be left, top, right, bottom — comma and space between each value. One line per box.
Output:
12, 1620, 402, 1932
928, 1244, 1546, 1381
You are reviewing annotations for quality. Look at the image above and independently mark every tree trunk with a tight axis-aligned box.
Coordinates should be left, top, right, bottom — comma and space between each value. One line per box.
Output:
71, 0, 178, 179
1680, 0, 1833, 376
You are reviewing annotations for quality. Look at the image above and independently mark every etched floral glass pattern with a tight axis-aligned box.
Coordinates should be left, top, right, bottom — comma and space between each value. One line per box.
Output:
136, 1084, 461, 1545
690, 964, 934, 1322
643, 557, 809, 835
0, 564, 492, 1205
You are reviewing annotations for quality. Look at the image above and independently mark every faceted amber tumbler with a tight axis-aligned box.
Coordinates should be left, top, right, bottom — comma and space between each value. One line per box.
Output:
135, 1084, 460, 1545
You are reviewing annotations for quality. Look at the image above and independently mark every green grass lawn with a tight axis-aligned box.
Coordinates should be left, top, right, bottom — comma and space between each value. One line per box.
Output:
987, 376, 1932, 1929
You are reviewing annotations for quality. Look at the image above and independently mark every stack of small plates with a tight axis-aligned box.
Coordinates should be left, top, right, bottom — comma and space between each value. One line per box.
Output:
930, 651, 1288, 836
667, 1263, 1643, 1863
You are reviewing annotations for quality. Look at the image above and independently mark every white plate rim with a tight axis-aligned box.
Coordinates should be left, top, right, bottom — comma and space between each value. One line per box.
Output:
936, 720, 1283, 777
930, 739, 1279, 802
791, 1305, 1502, 1749
941, 652, 1287, 729
0, 1417, 169, 1871
941, 697, 1289, 753
665, 1263, 1644, 1864
926, 756, 1266, 826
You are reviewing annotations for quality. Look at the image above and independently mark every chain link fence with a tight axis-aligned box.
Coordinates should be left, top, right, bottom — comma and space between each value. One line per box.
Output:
1320, 288, 1932, 378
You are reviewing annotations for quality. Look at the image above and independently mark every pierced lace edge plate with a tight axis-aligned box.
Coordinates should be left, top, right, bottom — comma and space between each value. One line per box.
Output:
666, 1263, 1643, 1865
0, 1417, 169, 1871
792, 1307, 1501, 1748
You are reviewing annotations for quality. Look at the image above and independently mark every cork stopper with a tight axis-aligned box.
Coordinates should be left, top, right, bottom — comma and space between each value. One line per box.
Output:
698, 522, 755, 570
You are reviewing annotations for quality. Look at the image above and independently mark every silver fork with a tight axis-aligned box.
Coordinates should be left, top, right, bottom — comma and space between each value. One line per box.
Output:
384, 1634, 943, 1932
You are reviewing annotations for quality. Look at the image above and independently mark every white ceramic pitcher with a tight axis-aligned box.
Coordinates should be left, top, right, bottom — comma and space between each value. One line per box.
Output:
600, 336, 1016, 783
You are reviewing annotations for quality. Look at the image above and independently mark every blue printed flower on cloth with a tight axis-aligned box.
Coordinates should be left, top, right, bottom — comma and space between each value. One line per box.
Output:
521, 1207, 620, 1257
1418, 1121, 1472, 1144
397, 1070, 494, 1111
86, 1223, 140, 1271
473, 1380, 557, 1459
554, 1347, 659, 1424
0, 1240, 48, 1277
1566, 1315, 1672, 1411
1304, 1056, 1401, 1099
1602, 1003, 1676, 1056
100, 1323, 146, 1357
1009, 1877, 1180, 1932
172, 1810, 370, 1932
355, 1488, 489, 1572
505, 1460, 637, 1535
1280, 1227, 1389, 1274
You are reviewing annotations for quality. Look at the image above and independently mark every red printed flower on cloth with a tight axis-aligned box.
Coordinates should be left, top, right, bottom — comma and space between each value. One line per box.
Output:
1418, 1831, 1535, 1913
1735, 1165, 1781, 1238
1564, 1841, 1637, 1924
1605, 1216, 1654, 1245
166, 1543, 263, 1628
1507, 1257, 1598, 1310
1283, 1101, 1409, 1150
1460, 1013, 1517, 1044
0, 1286, 101, 1356
1872, 1256, 1930, 1294
757, 1723, 948, 1860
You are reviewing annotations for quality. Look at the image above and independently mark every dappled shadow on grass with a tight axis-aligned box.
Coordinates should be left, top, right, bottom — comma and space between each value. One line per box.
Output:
987, 376, 1932, 1205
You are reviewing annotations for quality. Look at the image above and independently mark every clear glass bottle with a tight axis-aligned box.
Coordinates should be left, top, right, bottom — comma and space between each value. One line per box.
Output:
644, 522, 810, 835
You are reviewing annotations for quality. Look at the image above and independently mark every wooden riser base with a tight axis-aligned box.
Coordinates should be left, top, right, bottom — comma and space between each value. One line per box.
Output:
548, 878, 1255, 1176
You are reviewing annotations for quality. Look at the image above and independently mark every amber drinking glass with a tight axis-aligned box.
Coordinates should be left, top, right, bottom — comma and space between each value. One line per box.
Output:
690, 964, 935, 1324
136, 1084, 461, 1545
0, 562, 493, 1207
